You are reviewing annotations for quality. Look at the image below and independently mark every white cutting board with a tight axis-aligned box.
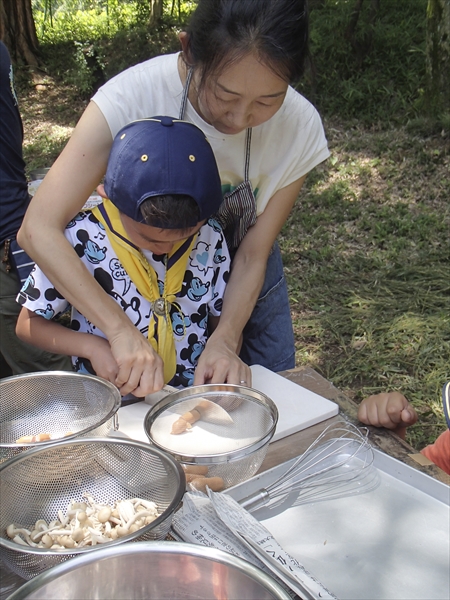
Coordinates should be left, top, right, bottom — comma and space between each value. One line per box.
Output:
113, 365, 338, 444
250, 365, 339, 441
112, 402, 151, 443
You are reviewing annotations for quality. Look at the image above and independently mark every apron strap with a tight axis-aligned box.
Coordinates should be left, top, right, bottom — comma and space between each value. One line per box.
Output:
243, 128, 252, 182
179, 66, 194, 120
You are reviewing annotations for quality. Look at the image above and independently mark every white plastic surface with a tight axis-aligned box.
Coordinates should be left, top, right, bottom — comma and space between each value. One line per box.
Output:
226, 448, 450, 600
249, 365, 339, 441
150, 398, 268, 456
112, 402, 150, 443
114, 365, 339, 445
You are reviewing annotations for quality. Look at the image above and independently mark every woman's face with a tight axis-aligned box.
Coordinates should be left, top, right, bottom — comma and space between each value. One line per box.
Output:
194, 53, 288, 135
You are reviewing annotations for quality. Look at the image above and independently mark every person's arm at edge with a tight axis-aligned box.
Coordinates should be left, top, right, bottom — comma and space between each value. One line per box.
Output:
17, 102, 164, 395
358, 392, 418, 440
16, 308, 119, 383
194, 175, 307, 386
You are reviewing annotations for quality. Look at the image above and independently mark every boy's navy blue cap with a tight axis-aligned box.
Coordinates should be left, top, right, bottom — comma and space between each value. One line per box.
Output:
443, 382, 450, 429
104, 116, 222, 227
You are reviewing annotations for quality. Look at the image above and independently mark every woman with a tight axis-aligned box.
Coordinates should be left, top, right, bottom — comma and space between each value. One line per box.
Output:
18, 0, 329, 396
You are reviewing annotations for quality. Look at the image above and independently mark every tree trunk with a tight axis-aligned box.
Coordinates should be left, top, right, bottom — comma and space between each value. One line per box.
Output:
0, 0, 40, 66
345, 0, 380, 68
149, 0, 164, 25
345, 0, 365, 43
426, 0, 450, 115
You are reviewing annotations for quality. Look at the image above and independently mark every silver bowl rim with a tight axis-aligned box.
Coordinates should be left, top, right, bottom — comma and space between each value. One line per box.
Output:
0, 371, 121, 449
5, 540, 291, 600
0, 437, 186, 554
28, 167, 51, 180
143, 383, 278, 464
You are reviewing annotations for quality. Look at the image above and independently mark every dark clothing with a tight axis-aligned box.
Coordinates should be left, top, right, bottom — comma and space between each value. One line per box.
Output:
239, 242, 295, 371
0, 41, 30, 245
0, 241, 73, 374
0, 41, 72, 375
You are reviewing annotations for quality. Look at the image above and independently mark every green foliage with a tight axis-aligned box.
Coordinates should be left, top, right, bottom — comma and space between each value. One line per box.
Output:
32, 1, 195, 96
31, 0, 436, 125
24, 129, 72, 171
298, 0, 430, 123
33, 0, 197, 42
34, 2, 144, 43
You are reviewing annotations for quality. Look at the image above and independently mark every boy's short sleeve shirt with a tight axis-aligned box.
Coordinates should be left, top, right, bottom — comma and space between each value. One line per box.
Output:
17, 211, 230, 388
92, 53, 330, 216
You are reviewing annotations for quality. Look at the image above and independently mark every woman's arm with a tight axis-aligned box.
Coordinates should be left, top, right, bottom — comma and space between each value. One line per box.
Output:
16, 308, 119, 382
194, 175, 307, 385
18, 102, 164, 395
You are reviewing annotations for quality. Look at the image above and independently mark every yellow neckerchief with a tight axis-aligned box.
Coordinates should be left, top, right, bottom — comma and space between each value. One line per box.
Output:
92, 199, 196, 383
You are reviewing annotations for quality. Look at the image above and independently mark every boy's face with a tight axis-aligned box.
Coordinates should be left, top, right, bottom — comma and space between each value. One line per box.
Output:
120, 212, 205, 255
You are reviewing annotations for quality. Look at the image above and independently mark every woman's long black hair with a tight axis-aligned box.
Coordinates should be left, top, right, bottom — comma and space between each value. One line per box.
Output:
184, 0, 309, 87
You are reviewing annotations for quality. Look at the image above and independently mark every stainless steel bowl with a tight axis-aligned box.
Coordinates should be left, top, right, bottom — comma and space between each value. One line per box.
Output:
144, 384, 278, 489
28, 167, 50, 181
5, 541, 291, 600
0, 438, 185, 580
0, 371, 121, 463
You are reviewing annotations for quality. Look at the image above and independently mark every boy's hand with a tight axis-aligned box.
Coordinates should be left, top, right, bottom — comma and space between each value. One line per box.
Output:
108, 328, 165, 396
85, 336, 119, 385
358, 392, 418, 439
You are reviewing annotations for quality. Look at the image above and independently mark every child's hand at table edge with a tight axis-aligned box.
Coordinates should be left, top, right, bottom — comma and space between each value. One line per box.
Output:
358, 392, 418, 440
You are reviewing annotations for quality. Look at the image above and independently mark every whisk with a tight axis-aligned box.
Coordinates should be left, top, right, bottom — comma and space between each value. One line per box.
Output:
238, 420, 378, 511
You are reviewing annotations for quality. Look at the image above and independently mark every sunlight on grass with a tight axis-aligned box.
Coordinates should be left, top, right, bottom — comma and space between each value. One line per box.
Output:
281, 124, 449, 448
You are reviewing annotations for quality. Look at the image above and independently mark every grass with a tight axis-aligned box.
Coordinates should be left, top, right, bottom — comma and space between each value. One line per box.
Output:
280, 123, 449, 449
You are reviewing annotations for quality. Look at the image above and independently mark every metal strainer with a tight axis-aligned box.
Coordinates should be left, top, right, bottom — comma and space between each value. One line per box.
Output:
0, 371, 121, 463
0, 438, 185, 580
144, 384, 278, 489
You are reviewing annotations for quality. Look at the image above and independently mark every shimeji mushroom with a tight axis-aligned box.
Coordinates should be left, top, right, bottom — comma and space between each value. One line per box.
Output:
5, 493, 160, 549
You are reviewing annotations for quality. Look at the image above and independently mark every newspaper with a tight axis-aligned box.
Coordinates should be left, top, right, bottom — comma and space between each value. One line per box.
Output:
172, 491, 337, 600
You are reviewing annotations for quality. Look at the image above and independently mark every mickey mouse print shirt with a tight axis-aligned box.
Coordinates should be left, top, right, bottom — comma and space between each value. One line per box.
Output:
17, 209, 230, 388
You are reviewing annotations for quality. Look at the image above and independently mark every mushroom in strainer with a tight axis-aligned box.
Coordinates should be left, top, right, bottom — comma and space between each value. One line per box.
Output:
5, 493, 160, 549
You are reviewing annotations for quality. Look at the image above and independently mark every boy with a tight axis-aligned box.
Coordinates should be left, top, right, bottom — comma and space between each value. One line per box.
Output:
16, 116, 230, 389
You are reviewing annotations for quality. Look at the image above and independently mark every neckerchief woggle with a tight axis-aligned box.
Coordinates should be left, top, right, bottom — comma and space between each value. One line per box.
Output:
92, 199, 196, 383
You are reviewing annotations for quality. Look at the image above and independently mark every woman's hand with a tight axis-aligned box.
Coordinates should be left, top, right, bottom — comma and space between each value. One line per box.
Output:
358, 392, 418, 439
108, 328, 165, 396
193, 177, 307, 387
193, 334, 252, 386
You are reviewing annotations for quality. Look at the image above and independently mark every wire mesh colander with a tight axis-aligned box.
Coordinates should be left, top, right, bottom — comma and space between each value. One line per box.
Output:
0, 371, 121, 463
144, 384, 278, 489
0, 437, 185, 580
